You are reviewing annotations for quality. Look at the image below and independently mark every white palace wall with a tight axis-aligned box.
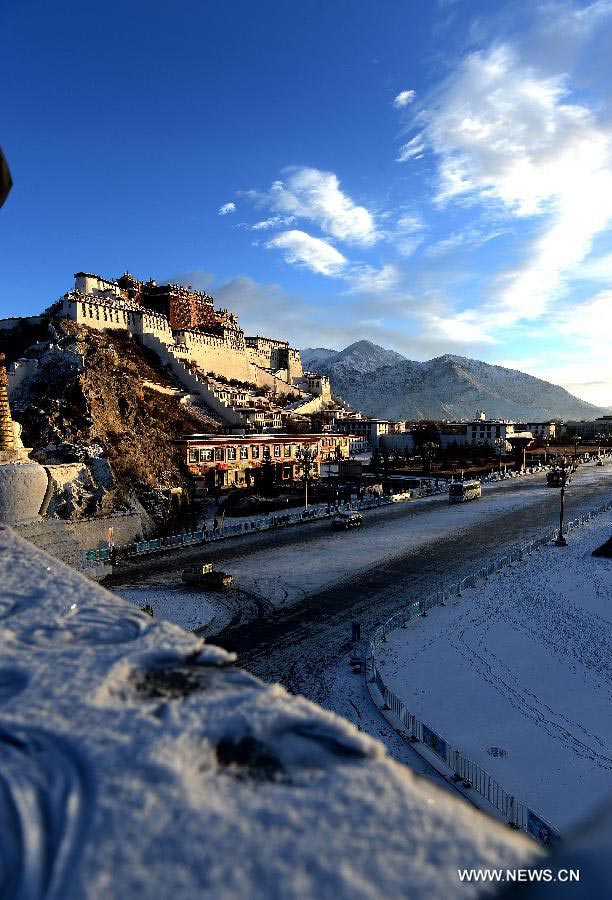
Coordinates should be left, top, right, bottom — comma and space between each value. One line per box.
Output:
61, 291, 308, 394
173, 329, 254, 384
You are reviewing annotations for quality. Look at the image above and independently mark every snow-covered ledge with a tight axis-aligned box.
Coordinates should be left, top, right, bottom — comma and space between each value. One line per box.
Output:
0, 525, 540, 898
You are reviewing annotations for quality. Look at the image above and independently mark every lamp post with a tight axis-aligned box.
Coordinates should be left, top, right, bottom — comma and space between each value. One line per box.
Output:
573, 434, 581, 463
493, 437, 505, 474
554, 456, 574, 547
421, 441, 438, 491
325, 450, 333, 513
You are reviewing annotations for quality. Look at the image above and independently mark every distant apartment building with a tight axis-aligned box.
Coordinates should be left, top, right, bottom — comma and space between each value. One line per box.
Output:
179, 433, 350, 491
516, 422, 557, 440
558, 417, 612, 440
333, 414, 390, 448
465, 418, 517, 445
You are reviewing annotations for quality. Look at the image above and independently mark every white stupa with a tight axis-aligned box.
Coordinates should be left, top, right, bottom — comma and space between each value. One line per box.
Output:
0, 353, 48, 524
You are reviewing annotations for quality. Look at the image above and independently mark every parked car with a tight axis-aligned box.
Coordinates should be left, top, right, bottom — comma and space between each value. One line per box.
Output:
182, 564, 234, 590
332, 511, 363, 530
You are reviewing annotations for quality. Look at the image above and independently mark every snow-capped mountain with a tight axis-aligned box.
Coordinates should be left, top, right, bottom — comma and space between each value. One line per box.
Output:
301, 340, 405, 375
304, 344, 607, 421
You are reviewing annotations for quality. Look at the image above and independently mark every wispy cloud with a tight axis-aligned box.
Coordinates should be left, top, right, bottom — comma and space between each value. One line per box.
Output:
218, 202, 236, 215
345, 263, 402, 294
424, 224, 507, 257
265, 229, 348, 276
250, 167, 380, 246
249, 215, 296, 231
396, 135, 426, 162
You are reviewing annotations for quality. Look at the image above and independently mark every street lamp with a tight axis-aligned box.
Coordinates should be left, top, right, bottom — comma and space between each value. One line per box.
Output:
573, 434, 582, 463
493, 437, 505, 474
554, 456, 574, 547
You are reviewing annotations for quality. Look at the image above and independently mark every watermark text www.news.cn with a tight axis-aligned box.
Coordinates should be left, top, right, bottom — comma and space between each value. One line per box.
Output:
458, 868, 579, 884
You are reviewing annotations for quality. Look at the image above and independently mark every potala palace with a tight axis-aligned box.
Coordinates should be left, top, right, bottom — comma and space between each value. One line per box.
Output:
61, 271, 334, 428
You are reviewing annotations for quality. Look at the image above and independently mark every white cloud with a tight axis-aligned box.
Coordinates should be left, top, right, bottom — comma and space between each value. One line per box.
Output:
218, 202, 236, 215
403, 41, 612, 333
393, 212, 426, 256
569, 250, 612, 282
265, 229, 347, 276
396, 212, 424, 233
255, 167, 380, 246
345, 263, 402, 294
424, 311, 499, 346
393, 89, 416, 109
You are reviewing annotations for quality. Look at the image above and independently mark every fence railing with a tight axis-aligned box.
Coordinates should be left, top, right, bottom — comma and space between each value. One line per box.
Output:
368, 498, 612, 848
85, 485, 451, 563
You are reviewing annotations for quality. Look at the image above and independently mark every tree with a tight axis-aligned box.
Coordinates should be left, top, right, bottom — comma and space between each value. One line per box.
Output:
371, 449, 383, 475
257, 448, 276, 496
421, 441, 439, 488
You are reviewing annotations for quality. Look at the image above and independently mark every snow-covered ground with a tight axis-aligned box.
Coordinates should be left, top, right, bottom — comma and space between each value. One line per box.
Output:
117, 584, 220, 632
116, 464, 610, 628
0, 525, 540, 897
377, 513, 612, 832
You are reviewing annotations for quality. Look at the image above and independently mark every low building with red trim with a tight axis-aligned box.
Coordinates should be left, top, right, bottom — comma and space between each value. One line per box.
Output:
177, 433, 350, 492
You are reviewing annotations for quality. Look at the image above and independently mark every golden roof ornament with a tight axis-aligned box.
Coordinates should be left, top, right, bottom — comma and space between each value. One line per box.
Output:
0, 353, 16, 452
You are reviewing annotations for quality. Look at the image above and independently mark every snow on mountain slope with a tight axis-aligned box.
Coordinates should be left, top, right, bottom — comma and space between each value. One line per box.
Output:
309, 345, 605, 421
300, 347, 339, 370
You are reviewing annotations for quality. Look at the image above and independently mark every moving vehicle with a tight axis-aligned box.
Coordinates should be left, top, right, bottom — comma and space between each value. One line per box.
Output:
182, 564, 234, 590
448, 480, 481, 503
332, 511, 363, 530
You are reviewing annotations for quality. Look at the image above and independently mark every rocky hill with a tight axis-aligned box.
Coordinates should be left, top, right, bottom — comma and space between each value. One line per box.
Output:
6, 317, 219, 520
304, 343, 606, 421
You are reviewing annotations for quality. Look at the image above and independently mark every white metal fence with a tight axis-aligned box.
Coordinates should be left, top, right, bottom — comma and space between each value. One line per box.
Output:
368, 498, 612, 848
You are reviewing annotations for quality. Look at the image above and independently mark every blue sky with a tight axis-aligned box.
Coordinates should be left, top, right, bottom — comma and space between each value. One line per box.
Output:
1, 0, 611, 405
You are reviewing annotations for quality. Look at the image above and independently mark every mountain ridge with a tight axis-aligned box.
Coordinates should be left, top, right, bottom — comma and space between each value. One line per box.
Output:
301, 341, 608, 421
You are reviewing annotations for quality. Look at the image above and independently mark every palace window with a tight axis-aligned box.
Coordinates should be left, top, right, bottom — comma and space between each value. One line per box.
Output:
199, 448, 213, 462
227, 447, 237, 461
214, 448, 225, 461
251, 445, 260, 459
240, 446, 249, 460
188, 449, 198, 464
284, 444, 291, 457
274, 445, 281, 457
